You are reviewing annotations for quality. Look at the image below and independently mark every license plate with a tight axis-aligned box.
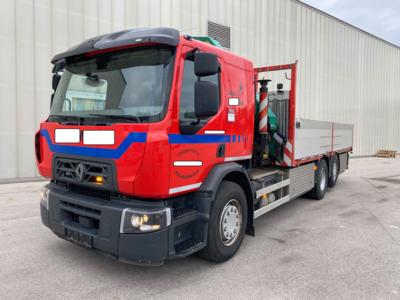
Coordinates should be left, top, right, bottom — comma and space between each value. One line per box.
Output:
65, 228, 93, 248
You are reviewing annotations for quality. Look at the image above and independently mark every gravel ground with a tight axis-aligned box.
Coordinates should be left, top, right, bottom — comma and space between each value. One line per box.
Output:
1, 157, 400, 299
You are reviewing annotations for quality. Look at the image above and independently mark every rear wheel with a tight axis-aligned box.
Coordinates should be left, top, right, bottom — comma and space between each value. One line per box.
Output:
199, 181, 247, 263
328, 155, 339, 188
307, 159, 328, 200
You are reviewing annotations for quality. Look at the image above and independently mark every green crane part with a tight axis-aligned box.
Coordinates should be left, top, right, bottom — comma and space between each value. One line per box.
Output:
192, 36, 223, 48
255, 93, 280, 160
255, 93, 279, 133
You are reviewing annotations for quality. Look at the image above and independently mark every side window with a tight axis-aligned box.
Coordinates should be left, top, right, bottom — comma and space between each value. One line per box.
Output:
179, 57, 220, 128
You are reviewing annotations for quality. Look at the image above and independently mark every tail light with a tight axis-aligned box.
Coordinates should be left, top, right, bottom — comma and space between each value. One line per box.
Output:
35, 130, 42, 163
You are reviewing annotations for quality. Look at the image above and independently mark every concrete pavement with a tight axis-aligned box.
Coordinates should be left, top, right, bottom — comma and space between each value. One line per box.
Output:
1, 157, 400, 299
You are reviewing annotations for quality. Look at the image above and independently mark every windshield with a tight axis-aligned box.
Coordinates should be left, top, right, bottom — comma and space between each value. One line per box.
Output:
50, 45, 175, 123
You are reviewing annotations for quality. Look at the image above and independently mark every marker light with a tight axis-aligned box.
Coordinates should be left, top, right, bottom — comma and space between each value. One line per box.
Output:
120, 208, 171, 233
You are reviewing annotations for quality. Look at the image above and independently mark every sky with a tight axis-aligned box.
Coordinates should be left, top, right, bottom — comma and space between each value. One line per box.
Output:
301, 0, 400, 46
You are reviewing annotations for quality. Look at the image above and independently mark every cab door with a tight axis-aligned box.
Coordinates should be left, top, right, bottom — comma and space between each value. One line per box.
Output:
169, 45, 227, 196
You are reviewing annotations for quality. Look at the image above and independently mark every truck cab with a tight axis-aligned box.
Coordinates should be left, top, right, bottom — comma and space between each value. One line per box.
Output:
38, 28, 254, 198
37, 28, 255, 264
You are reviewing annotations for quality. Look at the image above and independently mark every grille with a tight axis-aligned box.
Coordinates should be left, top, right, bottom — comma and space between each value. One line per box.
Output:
207, 21, 231, 49
54, 157, 113, 189
60, 200, 102, 216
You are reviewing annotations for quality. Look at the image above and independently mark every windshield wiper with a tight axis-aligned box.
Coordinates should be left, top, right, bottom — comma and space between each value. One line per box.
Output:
87, 114, 142, 123
49, 114, 85, 125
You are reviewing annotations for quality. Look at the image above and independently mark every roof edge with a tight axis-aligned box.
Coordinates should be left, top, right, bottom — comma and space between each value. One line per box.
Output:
295, 0, 400, 50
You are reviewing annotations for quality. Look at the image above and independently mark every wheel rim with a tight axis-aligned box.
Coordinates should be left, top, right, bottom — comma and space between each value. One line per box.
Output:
332, 161, 338, 179
320, 167, 327, 191
219, 199, 242, 246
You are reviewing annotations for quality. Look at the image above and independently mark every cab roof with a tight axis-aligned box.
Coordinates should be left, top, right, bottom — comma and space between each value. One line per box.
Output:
51, 27, 180, 64
51, 27, 253, 73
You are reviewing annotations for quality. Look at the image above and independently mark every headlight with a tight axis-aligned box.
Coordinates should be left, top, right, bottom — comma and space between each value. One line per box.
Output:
40, 187, 50, 210
120, 207, 171, 233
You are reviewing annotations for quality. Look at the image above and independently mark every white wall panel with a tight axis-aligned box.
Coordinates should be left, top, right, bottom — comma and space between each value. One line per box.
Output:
84, 0, 99, 38
0, 0, 18, 179
1, 0, 399, 179
98, 0, 113, 34
68, 0, 84, 46
52, 1, 68, 54
16, 0, 35, 178
112, 0, 125, 31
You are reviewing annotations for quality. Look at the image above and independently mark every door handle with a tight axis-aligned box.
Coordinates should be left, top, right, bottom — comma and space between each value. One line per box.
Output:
216, 144, 225, 158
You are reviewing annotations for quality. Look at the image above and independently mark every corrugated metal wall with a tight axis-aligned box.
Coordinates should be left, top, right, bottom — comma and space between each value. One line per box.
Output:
1, 0, 399, 179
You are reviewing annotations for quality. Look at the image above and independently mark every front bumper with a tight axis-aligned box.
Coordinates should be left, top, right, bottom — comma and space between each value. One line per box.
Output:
41, 183, 209, 265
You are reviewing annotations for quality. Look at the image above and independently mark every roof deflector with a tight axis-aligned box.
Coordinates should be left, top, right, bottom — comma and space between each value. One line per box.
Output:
51, 27, 180, 64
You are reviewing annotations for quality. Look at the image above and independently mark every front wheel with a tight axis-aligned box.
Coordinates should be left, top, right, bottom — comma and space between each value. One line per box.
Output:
199, 181, 248, 263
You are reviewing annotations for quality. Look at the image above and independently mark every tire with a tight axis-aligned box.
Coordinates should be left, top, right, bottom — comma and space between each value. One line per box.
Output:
307, 159, 328, 200
328, 155, 339, 188
199, 181, 248, 263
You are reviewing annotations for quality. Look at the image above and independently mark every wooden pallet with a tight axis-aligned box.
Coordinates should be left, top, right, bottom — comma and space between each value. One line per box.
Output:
376, 150, 397, 158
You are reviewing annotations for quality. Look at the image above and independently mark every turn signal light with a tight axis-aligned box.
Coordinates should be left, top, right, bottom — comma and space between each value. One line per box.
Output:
94, 176, 103, 184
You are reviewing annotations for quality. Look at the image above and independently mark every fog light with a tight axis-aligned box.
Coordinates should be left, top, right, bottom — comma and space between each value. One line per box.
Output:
121, 208, 171, 233
40, 187, 50, 210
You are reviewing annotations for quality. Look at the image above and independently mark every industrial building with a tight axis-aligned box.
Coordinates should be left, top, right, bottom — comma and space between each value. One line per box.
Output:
1, 0, 399, 180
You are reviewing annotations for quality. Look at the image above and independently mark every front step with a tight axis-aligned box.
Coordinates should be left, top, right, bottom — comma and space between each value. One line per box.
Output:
173, 209, 200, 227
174, 238, 206, 257
170, 206, 207, 258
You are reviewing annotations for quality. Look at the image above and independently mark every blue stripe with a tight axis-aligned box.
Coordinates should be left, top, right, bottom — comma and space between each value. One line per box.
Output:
168, 134, 231, 144
42, 129, 237, 158
41, 129, 147, 159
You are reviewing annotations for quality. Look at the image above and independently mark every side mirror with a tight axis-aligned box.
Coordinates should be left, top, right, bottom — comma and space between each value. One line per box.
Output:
194, 52, 219, 77
194, 81, 219, 118
52, 73, 62, 91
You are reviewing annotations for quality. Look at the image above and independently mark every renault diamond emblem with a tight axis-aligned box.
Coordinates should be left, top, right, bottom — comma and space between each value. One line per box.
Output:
75, 163, 85, 181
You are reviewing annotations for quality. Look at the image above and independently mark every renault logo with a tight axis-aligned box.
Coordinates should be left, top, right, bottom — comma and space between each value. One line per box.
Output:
75, 163, 85, 181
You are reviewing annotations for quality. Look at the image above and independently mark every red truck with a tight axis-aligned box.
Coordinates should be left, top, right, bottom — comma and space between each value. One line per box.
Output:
37, 27, 353, 265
